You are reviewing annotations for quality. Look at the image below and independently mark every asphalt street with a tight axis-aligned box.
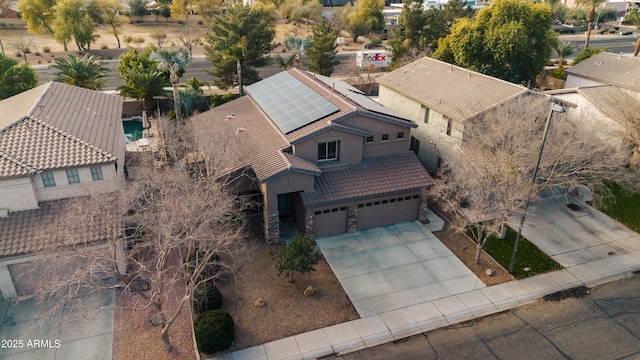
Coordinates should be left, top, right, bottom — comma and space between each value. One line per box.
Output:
35, 53, 356, 90
335, 273, 640, 360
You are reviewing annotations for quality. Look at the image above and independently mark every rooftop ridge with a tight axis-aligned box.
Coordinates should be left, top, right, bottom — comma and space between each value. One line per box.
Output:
25, 81, 53, 118
291, 68, 357, 112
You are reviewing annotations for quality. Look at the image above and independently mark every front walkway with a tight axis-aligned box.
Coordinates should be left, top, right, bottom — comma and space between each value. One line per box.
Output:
315, 221, 484, 317
211, 200, 640, 360
0, 289, 115, 359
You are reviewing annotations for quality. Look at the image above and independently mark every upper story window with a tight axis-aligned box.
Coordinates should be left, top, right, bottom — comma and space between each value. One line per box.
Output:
90, 166, 104, 181
396, 131, 405, 139
365, 135, 374, 143
423, 105, 430, 124
66, 169, 81, 184
445, 117, 452, 136
318, 141, 339, 161
42, 172, 56, 188
381, 133, 390, 142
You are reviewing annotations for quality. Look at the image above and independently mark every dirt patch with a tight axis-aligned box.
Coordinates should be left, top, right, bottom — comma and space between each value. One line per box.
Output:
430, 206, 515, 286
215, 223, 359, 353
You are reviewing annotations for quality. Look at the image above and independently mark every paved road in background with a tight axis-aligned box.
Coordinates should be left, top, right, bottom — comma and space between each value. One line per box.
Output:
561, 34, 637, 55
35, 53, 356, 91
336, 274, 640, 360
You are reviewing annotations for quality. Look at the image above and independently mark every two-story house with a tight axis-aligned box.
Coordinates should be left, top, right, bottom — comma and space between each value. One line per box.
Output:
376, 57, 531, 172
565, 52, 640, 98
191, 69, 433, 243
0, 82, 124, 299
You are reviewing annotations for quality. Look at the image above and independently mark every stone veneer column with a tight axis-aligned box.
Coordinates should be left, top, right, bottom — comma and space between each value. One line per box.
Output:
264, 212, 280, 243
418, 194, 430, 224
305, 215, 315, 238
0, 265, 17, 299
347, 208, 358, 233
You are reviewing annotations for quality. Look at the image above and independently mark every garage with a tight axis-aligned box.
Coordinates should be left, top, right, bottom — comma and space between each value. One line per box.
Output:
313, 205, 348, 237
357, 193, 420, 230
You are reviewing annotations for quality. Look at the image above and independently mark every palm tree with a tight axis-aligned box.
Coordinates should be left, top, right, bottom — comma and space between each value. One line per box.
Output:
555, 40, 577, 67
118, 67, 169, 114
626, 7, 640, 57
150, 48, 191, 123
52, 54, 109, 90
577, 0, 606, 49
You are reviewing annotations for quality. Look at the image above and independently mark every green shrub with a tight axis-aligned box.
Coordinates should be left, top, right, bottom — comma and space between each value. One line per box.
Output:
194, 310, 235, 354
15, 52, 21, 57
34, 51, 41, 56
23, 48, 31, 54
549, 67, 567, 80
572, 47, 607, 65
193, 283, 223, 313
101, 44, 109, 49
0, 22, 6, 27
198, 20, 204, 25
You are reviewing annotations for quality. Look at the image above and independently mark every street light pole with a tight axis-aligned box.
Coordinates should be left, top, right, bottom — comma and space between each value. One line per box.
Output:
508, 101, 565, 274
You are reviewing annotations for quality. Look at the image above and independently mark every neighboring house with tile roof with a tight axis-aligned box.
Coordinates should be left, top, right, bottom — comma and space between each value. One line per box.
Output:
191, 68, 434, 243
0, 82, 125, 299
0, 82, 125, 214
376, 56, 531, 172
547, 84, 638, 157
565, 52, 640, 96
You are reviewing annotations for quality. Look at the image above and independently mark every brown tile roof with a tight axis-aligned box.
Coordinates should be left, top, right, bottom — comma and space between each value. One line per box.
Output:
190, 96, 291, 181
565, 52, 640, 93
0, 118, 116, 178
376, 57, 530, 122
192, 69, 416, 182
0, 82, 124, 179
300, 152, 433, 207
0, 200, 105, 258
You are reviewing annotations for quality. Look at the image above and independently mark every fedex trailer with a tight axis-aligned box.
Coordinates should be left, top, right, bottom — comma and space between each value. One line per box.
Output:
356, 51, 391, 68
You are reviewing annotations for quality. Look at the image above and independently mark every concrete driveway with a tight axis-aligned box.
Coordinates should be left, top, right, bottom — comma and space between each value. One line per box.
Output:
517, 198, 640, 268
0, 289, 115, 360
316, 221, 485, 318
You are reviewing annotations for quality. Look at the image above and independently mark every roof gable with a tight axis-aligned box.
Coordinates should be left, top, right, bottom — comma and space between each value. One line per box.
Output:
565, 52, 640, 93
376, 57, 529, 121
0, 82, 123, 178
0, 118, 116, 177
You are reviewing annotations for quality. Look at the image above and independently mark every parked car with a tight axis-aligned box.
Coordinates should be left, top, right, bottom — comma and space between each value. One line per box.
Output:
620, 31, 634, 36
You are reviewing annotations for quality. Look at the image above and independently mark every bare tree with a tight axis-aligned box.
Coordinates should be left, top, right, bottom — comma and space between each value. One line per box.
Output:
150, 31, 169, 49
431, 95, 636, 264
24, 120, 248, 353
10, 38, 35, 62
600, 92, 640, 168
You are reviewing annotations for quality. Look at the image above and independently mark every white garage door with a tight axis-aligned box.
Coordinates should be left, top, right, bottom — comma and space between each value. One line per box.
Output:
357, 193, 420, 230
313, 206, 348, 238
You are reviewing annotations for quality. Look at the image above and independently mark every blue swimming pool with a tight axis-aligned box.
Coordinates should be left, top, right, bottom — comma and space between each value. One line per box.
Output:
123, 119, 144, 144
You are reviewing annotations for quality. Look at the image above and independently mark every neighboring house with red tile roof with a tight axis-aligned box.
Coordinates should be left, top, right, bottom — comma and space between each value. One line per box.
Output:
191, 69, 433, 243
376, 56, 532, 172
0, 82, 125, 299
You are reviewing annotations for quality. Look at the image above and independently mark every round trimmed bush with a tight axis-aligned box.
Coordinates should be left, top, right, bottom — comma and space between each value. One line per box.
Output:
194, 310, 234, 354
193, 283, 223, 313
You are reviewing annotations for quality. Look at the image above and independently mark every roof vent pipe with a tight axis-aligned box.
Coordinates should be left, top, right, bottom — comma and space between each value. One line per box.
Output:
619, 52, 623, 59
468, 70, 472, 78
332, 82, 335, 92
449, 64, 453, 72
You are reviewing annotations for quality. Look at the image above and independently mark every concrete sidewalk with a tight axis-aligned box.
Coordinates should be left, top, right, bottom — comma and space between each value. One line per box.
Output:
211, 200, 640, 360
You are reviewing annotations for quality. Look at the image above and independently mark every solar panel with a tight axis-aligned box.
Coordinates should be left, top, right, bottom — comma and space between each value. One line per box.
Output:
309, 71, 408, 120
246, 72, 339, 134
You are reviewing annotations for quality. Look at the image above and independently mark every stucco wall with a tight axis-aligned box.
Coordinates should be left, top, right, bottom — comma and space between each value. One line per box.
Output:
263, 172, 315, 213
293, 129, 364, 165
565, 76, 604, 89
378, 85, 463, 172
0, 177, 38, 212
343, 114, 411, 158
34, 163, 121, 202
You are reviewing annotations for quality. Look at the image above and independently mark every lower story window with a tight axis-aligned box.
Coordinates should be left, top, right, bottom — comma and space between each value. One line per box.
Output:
410, 136, 420, 155
42, 172, 56, 188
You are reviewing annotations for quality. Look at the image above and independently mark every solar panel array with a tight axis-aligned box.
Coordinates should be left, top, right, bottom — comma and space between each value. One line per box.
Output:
246, 72, 339, 134
309, 71, 406, 120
